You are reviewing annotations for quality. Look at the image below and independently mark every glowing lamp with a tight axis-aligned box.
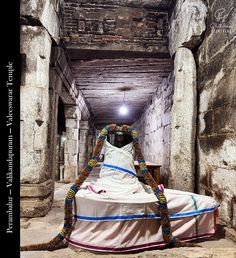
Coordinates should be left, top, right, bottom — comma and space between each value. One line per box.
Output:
119, 104, 128, 115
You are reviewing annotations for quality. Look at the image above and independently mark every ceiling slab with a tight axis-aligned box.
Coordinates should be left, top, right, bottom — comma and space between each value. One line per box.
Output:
71, 58, 173, 127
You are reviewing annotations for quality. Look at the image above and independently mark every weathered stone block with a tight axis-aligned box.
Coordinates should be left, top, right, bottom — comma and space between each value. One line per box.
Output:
64, 153, 78, 165
20, 87, 48, 124
20, 26, 51, 88
21, 150, 49, 183
65, 127, 79, 140
20, 0, 60, 41
20, 91, 49, 181
169, 0, 207, 56
65, 139, 79, 154
169, 47, 197, 192
20, 179, 52, 197
20, 116, 34, 150
20, 195, 53, 217
65, 118, 80, 129
34, 121, 49, 150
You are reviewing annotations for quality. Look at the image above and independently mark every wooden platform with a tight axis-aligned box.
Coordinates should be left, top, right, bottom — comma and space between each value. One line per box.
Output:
134, 161, 161, 185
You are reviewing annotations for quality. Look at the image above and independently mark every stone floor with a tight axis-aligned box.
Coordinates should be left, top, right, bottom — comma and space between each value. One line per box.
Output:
21, 175, 236, 258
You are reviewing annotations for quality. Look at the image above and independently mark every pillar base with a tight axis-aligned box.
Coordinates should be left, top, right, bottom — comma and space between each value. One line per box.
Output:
20, 179, 53, 217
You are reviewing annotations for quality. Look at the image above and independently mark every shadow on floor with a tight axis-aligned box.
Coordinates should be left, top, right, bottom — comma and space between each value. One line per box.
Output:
193, 223, 226, 244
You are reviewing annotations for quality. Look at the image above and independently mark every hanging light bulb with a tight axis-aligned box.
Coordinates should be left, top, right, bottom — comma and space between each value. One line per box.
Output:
119, 104, 128, 115
119, 90, 128, 115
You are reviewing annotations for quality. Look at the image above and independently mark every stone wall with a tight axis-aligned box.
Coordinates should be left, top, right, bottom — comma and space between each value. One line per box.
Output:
63, 0, 169, 54
133, 73, 174, 185
196, 0, 236, 229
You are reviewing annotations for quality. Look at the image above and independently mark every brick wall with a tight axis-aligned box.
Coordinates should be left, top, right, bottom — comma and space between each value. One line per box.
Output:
63, 0, 169, 52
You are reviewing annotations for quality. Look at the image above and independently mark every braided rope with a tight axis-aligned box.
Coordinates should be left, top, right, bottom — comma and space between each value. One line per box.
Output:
20, 124, 199, 251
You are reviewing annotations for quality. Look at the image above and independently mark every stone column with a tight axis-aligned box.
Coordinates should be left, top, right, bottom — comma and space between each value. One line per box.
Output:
48, 66, 63, 184
87, 125, 96, 158
168, 0, 207, 192
78, 121, 89, 172
20, 25, 52, 217
169, 47, 197, 192
64, 105, 81, 182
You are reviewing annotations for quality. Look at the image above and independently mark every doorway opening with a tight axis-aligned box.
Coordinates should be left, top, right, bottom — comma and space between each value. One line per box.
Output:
56, 97, 66, 181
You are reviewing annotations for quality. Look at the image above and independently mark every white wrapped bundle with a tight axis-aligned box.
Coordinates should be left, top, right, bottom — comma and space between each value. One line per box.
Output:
66, 140, 219, 252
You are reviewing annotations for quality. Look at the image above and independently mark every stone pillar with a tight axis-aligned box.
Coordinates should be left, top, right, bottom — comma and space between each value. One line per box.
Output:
78, 121, 89, 172
64, 105, 81, 182
87, 125, 96, 158
20, 25, 52, 217
169, 47, 197, 192
168, 0, 207, 192
48, 66, 63, 184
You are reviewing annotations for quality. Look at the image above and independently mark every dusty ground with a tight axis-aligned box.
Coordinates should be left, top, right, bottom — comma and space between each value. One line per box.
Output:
21, 179, 236, 258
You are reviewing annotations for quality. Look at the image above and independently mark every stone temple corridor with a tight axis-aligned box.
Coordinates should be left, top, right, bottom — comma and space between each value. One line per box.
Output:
20, 0, 236, 257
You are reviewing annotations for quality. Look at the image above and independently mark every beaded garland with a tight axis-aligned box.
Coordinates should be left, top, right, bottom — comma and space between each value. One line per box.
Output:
20, 124, 199, 251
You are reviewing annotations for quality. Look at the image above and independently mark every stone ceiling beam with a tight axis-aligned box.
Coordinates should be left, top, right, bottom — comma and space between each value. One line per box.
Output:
67, 49, 170, 60
75, 0, 172, 10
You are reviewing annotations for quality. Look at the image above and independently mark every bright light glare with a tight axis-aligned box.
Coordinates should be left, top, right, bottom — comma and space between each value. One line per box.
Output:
119, 105, 128, 115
